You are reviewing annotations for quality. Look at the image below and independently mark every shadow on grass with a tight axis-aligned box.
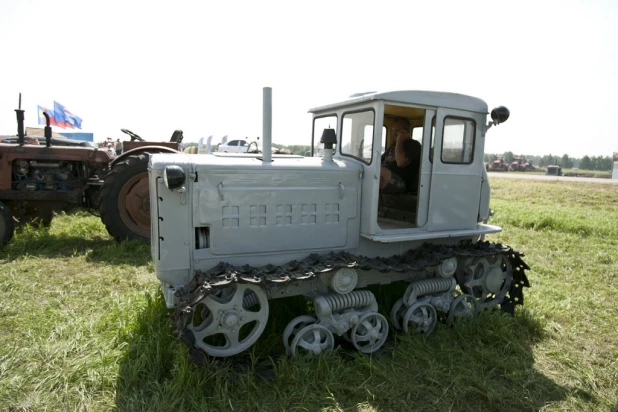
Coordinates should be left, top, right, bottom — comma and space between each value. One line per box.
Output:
85, 239, 151, 266
115, 285, 575, 412
1, 227, 151, 266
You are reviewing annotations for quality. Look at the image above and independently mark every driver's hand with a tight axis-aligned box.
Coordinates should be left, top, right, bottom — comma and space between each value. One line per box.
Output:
395, 129, 410, 141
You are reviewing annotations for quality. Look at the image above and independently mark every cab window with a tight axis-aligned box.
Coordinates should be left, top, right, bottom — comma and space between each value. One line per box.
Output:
429, 116, 436, 162
441, 117, 475, 164
411, 127, 423, 142
341, 110, 374, 164
311, 115, 337, 157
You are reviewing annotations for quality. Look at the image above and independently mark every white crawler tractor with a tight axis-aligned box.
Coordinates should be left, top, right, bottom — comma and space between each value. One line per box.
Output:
148, 88, 529, 358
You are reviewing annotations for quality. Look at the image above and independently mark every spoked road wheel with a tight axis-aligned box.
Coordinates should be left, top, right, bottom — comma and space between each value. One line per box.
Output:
188, 284, 270, 357
100, 153, 154, 242
349, 312, 389, 354
402, 302, 437, 335
447, 294, 477, 327
390, 298, 405, 331
283, 315, 317, 353
289, 324, 335, 357
0, 201, 15, 246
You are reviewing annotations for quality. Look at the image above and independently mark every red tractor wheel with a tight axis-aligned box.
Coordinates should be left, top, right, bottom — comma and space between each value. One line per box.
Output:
0, 201, 15, 246
100, 153, 153, 242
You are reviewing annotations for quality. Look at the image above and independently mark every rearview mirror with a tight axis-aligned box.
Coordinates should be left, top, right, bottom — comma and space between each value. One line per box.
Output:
490, 106, 510, 125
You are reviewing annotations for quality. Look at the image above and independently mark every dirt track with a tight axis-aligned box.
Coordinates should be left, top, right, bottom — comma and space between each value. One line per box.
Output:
487, 172, 618, 184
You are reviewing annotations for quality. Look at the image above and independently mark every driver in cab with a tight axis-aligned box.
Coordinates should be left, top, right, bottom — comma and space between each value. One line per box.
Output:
379, 118, 421, 194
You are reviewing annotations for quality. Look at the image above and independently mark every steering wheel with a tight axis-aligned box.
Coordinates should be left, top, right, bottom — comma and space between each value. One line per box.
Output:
170, 130, 184, 144
120, 128, 145, 142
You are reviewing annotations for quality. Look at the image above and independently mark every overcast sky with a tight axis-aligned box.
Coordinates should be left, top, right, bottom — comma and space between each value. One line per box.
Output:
1, 0, 616, 157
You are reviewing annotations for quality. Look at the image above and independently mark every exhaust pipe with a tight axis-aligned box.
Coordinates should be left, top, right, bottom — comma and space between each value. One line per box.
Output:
15, 93, 25, 146
43, 112, 52, 147
262, 87, 272, 163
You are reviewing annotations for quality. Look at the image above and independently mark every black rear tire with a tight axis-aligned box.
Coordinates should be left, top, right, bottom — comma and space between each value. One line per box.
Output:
100, 153, 153, 242
0, 201, 15, 246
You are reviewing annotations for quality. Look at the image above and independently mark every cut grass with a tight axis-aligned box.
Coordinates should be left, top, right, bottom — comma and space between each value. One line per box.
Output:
1, 179, 617, 411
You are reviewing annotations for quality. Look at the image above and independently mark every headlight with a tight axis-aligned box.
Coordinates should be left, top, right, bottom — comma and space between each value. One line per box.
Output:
164, 165, 186, 190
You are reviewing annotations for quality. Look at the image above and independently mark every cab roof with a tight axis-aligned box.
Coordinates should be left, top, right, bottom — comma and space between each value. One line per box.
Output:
309, 90, 488, 114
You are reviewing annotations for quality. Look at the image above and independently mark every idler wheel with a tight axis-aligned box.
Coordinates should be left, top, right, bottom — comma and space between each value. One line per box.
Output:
187, 283, 269, 357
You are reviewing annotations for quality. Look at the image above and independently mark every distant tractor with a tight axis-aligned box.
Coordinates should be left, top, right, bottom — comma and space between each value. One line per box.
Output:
490, 157, 509, 171
510, 157, 533, 171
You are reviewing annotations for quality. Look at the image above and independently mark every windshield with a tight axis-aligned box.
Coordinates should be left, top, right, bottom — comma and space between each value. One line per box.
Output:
311, 115, 337, 157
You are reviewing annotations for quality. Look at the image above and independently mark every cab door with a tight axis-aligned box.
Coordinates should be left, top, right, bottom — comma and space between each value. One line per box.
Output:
427, 108, 484, 232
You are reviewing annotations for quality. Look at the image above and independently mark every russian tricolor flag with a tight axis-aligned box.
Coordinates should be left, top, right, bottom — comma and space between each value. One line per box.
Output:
37, 105, 59, 127
54, 101, 83, 129
37, 102, 83, 129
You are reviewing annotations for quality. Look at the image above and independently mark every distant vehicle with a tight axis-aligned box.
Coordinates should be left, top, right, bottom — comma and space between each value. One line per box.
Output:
546, 165, 562, 176
216, 139, 260, 153
510, 157, 533, 171
490, 158, 509, 171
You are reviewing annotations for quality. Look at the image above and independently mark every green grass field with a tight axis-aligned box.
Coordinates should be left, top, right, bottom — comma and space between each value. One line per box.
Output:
1, 178, 617, 411
523, 169, 612, 178
560, 169, 612, 178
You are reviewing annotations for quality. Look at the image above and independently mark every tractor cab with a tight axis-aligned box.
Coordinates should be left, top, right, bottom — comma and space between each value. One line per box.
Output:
309, 91, 507, 245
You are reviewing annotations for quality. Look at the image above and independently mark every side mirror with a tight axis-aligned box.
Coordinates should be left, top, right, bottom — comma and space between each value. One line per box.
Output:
490, 106, 510, 125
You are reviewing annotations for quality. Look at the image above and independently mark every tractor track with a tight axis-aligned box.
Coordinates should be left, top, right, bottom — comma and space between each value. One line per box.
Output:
172, 241, 530, 359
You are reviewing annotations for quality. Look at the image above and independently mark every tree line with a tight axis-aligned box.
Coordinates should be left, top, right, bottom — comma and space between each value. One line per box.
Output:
184, 142, 613, 171
484, 152, 614, 171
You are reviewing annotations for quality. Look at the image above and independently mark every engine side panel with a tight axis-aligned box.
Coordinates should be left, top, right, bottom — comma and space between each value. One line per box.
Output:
196, 168, 360, 256
149, 154, 363, 287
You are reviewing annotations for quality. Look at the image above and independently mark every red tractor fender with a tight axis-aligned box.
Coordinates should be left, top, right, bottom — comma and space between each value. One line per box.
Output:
110, 145, 180, 168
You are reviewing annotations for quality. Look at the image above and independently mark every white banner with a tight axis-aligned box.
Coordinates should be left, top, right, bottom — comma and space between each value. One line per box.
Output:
197, 137, 204, 154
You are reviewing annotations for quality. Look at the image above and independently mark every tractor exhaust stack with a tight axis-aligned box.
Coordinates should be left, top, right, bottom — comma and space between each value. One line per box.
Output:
262, 87, 272, 163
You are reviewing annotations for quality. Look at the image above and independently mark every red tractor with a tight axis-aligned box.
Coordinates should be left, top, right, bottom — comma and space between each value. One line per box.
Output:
99, 128, 183, 242
0, 98, 113, 245
0, 95, 184, 245
510, 157, 533, 171
490, 158, 509, 171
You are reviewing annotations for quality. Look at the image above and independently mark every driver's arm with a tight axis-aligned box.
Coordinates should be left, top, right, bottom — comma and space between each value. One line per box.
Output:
394, 131, 409, 167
